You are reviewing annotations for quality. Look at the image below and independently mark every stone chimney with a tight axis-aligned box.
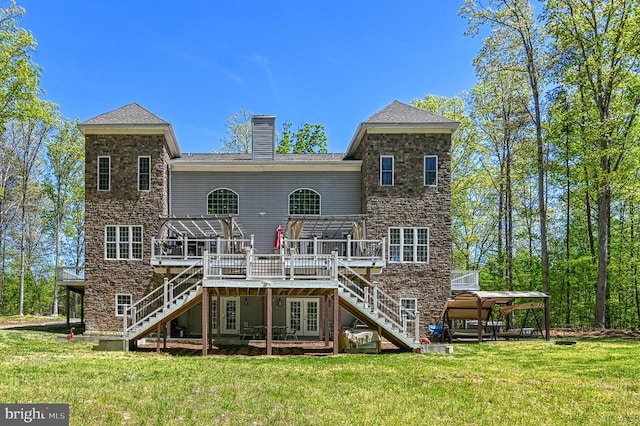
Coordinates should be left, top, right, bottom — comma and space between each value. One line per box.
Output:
251, 115, 276, 160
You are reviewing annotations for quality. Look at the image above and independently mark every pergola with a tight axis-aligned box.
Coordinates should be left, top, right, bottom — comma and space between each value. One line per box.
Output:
441, 290, 550, 343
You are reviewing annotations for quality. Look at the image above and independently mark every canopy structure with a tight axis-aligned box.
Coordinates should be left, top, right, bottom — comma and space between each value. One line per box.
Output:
441, 291, 550, 343
285, 215, 367, 240
157, 215, 244, 239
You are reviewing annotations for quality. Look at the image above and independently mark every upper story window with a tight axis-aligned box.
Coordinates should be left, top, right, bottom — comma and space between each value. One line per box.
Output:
97, 156, 110, 191
138, 156, 151, 191
289, 188, 320, 215
424, 155, 438, 187
380, 156, 394, 186
207, 188, 239, 215
105, 225, 143, 260
389, 227, 429, 263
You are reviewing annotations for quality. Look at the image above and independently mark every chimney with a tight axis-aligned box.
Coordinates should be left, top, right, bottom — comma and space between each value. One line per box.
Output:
251, 115, 276, 160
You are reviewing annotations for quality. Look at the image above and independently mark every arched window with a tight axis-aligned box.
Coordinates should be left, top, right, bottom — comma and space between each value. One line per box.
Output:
289, 189, 320, 215
207, 188, 239, 215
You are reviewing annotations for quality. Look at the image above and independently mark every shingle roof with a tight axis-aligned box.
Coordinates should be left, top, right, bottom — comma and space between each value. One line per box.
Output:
364, 100, 457, 125
82, 103, 169, 125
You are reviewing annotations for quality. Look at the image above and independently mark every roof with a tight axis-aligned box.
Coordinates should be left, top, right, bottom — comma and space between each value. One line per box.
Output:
364, 100, 458, 125
345, 100, 460, 157
78, 103, 180, 158
81, 103, 169, 125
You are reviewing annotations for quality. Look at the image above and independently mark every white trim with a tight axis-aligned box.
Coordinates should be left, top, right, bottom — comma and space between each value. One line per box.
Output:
388, 227, 429, 263
380, 155, 394, 186
78, 124, 181, 158
288, 188, 321, 216
105, 225, 144, 260
206, 188, 240, 215
115, 293, 132, 317
424, 155, 438, 187
138, 156, 151, 191
97, 156, 110, 191
169, 161, 361, 172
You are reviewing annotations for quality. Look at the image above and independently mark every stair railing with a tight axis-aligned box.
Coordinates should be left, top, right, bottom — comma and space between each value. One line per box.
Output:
124, 261, 203, 337
337, 262, 419, 343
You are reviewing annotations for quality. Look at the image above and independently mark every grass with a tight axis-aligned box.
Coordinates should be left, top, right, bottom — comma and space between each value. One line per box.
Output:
0, 322, 639, 425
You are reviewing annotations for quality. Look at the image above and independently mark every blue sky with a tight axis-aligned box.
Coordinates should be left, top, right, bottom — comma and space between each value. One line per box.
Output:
19, 1, 480, 154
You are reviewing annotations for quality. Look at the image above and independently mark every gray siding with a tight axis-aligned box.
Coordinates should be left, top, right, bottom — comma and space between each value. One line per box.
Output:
171, 170, 362, 252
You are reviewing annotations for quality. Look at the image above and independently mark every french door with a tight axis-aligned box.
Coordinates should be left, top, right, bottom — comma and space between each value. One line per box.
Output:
286, 298, 319, 337
214, 296, 240, 334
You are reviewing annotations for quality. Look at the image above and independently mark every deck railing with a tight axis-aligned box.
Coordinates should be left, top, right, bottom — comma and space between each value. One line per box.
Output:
124, 262, 203, 337
55, 267, 85, 282
338, 263, 419, 343
151, 236, 253, 260
283, 237, 385, 261
451, 270, 480, 291
203, 250, 338, 280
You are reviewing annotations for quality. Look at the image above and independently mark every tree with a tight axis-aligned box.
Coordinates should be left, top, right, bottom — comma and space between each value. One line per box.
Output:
44, 119, 84, 316
276, 122, 328, 154
545, 0, 640, 328
461, 0, 551, 295
219, 109, 252, 154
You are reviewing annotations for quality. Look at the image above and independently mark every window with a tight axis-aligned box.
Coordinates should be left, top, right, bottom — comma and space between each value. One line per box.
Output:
388, 227, 429, 263
115, 294, 132, 316
380, 156, 394, 186
207, 188, 239, 215
289, 189, 320, 215
400, 298, 417, 322
98, 156, 110, 191
105, 225, 143, 260
424, 156, 438, 186
138, 156, 150, 191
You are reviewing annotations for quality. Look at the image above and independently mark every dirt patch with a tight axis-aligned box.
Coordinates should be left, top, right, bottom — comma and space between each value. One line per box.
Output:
551, 328, 640, 339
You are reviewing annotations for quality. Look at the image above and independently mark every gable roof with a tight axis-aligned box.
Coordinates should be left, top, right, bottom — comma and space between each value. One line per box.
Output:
78, 103, 180, 158
345, 100, 459, 157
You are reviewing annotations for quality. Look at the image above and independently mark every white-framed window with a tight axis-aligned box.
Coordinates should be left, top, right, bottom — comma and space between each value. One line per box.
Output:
380, 156, 394, 186
400, 298, 417, 322
424, 155, 438, 187
207, 188, 239, 215
115, 293, 132, 316
388, 227, 429, 263
138, 156, 151, 191
289, 188, 320, 215
105, 225, 143, 260
97, 156, 110, 191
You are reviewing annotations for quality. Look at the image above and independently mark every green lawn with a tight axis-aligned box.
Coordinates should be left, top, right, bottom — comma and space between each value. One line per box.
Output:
0, 325, 639, 425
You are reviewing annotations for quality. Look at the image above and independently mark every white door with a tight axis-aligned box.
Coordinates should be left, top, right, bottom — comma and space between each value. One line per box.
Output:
287, 298, 319, 337
220, 297, 240, 334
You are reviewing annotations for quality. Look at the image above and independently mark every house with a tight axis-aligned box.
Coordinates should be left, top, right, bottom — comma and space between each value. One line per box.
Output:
58, 100, 476, 354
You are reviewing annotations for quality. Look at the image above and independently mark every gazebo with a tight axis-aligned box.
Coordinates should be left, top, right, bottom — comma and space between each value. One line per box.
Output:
441, 291, 550, 343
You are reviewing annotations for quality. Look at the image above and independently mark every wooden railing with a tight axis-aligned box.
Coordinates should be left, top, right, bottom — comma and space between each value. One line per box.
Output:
203, 250, 338, 280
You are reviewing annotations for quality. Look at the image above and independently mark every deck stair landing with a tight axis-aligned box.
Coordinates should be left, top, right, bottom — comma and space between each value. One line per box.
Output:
124, 262, 204, 344
337, 262, 420, 350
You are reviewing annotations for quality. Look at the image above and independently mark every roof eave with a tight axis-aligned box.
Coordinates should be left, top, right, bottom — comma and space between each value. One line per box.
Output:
78, 123, 181, 158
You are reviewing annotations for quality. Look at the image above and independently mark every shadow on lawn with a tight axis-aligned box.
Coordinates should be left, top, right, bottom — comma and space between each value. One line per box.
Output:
4, 321, 84, 335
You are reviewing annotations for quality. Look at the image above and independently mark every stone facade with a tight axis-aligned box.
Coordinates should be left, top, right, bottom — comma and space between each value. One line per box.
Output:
360, 132, 452, 324
84, 134, 169, 333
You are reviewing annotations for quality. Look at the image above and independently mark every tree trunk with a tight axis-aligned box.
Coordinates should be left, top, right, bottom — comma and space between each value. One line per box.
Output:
595, 185, 610, 328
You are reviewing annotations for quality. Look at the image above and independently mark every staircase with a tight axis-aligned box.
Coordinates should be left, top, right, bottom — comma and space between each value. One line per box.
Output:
123, 262, 204, 346
337, 262, 421, 351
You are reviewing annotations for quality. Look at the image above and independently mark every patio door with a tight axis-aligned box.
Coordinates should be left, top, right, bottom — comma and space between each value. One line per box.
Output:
286, 298, 319, 337
220, 297, 241, 334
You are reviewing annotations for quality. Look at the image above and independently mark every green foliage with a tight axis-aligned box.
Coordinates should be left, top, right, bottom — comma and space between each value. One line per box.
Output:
277, 121, 328, 154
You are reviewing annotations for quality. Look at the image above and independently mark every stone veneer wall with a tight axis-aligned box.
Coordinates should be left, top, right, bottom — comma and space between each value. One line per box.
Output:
360, 132, 452, 324
84, 134, 169, 334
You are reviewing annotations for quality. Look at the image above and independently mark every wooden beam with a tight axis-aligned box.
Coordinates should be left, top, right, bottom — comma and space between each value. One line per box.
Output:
202, 288, 209, 356
266, 288, 273, 355
333, 288, 340, 355
216, 294, 221, 339
324, 296, 330, 347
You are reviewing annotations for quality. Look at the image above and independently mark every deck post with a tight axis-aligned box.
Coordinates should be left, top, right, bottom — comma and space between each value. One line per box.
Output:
333, 288, 340, 355
313, 236, 318, 255
183, 235, 188, 260
65, 288, 70, 328
414, 310, 420, 343
324, 296, 330, 347
202, 287, 209, 356
216, 294, 221, 339
156, 322, 161, 353
332, 251, 338, 280
246, 249, 252, 279
289, 248, 295, 280
163, 277, 169, 309
266, 288, 273, 355
372, 282, 378, 314
346, 235, 352, 259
